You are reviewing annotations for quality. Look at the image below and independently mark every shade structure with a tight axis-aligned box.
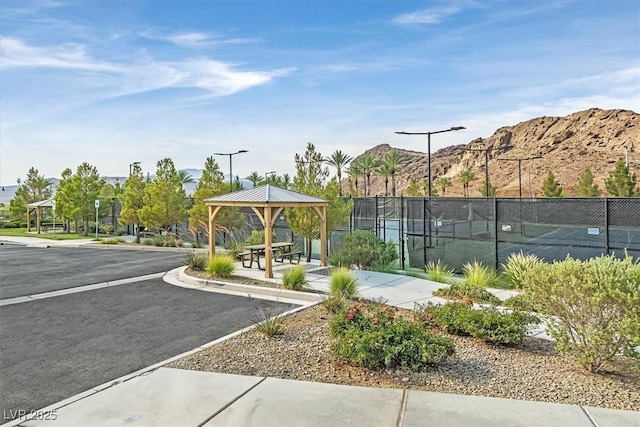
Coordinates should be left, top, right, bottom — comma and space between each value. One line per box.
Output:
204, 185, 329, 278
26, 199, 55, 234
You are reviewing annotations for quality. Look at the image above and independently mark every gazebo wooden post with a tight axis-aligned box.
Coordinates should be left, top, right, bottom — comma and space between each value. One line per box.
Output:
264, 205, 273, 278
36, 207, 41, 234
208, 205, 223, 260
313, 206, 328, 266
27, 209, 31, 233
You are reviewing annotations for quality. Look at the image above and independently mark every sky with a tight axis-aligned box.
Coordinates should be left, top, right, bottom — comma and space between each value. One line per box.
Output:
1, 0, 639, 186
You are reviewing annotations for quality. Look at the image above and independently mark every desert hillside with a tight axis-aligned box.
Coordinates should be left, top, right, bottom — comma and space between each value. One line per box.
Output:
350, 108, 638, 197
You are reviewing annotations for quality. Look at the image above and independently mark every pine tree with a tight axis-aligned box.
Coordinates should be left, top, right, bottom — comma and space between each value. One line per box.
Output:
574, 168, 601, 197
541, 171, 563, 197
605, 158, 638, 196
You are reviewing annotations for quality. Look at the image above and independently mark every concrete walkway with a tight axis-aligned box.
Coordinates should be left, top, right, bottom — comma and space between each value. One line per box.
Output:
14, 367, 638, 427
3, 239, 638, 426
0, 235, 95, 247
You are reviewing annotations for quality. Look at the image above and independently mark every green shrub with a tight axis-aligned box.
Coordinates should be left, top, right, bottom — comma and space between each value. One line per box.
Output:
320, 294, 347, 313
245, 229, 277, 246
186, 251, 208, 271
329, 267, 359, 299
141, 238, 154, 246
151, 234, 182, 247
207, 255, 235, 278
502, 293, 537, 313
432, 282, 501, 305
98, 223, 114, 235
281, 265, 308, 291
223, 234, 246, 258
417, 302, 539, 345
330, 301, 454, 371
334, 230, 398, 271
254, 308, 284, 336
501, 251, 542, 289
99, 237, 125, 245
463, 261, 499, 288
522, 253, 640, 373
328, 252, 352, 268
425, 260, 454, 283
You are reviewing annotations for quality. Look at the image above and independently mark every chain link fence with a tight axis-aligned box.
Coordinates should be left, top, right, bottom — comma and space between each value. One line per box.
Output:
349, 196, 640, 272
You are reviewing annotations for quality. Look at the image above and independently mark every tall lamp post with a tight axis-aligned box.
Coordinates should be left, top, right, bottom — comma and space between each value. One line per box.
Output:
497, 156, 542, 198
129, 161, 141, 176
462, 141, 513, 196
213, 150, 249, 192
264, 170, 276, 184
395, 126, 465, 197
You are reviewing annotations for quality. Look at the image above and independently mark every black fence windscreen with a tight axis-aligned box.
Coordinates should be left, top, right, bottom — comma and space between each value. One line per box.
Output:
349, 197, 640, 272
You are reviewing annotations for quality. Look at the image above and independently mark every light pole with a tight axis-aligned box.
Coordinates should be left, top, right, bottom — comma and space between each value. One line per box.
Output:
497, 156, 542, 198
264, 170, 276, 184
462, 141, 513, 197
213, 150, 248, 192
395, 126, 465, 197
129, 162, 141, 176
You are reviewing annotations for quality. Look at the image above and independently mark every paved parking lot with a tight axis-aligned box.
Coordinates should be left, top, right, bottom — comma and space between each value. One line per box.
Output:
0, 245, 187, 299
0, 246, 298, 423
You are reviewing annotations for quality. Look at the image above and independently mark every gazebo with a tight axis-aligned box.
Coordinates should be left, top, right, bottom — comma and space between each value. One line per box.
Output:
205, 185, 329, 278
26, 199, 54, 234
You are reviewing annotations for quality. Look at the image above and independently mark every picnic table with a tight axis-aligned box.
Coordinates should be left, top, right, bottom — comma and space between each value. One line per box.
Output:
237, 242, 302, 270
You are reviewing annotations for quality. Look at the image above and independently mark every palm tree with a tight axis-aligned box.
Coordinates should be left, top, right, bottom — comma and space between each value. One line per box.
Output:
347, 161, 362, 195
377, 163, 392, 196
434, 176, 453, 196
382, 150, 405, 196
324, 150, 353, 197
245, 171, 262, 188
457, 169, 477, 197
358, 153, 379, 196
177, 170, 195, 186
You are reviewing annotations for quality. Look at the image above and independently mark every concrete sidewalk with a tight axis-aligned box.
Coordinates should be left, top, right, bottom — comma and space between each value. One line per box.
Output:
0, 235, 95, 247
14, 367, 638, 427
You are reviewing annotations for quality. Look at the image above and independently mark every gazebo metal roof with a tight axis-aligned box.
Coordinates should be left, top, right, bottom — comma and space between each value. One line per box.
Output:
204, 185, 328, 206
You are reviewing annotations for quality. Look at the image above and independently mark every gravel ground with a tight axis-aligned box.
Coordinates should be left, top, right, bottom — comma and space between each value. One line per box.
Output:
170, 270, 640, 411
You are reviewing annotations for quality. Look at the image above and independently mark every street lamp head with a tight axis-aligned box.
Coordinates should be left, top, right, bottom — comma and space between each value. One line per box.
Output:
450, 126, 465, 131
395, 131, 410, 135
238, 149, 249, 154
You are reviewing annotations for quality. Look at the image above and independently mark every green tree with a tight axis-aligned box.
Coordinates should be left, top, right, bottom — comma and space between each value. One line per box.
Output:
138, 158, 189, 233
457, 169, 477, 197
188, 156, 243, 243
574, 168, 601, 197
382, 150, 405, 197
478, 179, 497, 197
376, 162, 392, 196
434, 176, 453, 196
324, 150, 353, 197
118, 163, 146, 242
605, 158, 638, 196
9, 167, 52, 221
245, 171, 262, 188
177, 170, 195, 186
541, 171, 563, 197
287, 143, 352, 262
358, 153, 379, 197
347, 160, 362, 196
405, 179, 420, 196
64, 162, 106, 236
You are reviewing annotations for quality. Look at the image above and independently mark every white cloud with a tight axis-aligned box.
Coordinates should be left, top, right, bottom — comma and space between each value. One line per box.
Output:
392, 6, 461, 25
0, 36, 118, 71
139, 30, 259, 47
1, 37, 293, 98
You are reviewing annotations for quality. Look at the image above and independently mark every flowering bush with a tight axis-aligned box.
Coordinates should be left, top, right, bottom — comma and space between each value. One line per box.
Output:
330, 301, 454, 371
432, 282, 501, 305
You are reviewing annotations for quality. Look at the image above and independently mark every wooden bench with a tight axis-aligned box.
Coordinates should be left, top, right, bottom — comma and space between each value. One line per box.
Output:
274, 251, 303, 264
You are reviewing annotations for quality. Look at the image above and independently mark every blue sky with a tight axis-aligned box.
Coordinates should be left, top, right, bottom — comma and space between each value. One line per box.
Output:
1, 0, 639, 185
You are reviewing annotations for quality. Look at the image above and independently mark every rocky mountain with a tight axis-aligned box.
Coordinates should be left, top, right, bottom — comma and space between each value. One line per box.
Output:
350, 108, 639, 197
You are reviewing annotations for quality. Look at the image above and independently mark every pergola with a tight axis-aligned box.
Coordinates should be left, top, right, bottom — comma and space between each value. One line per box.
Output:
26, 199, 54, 234
205, 185, 329, 278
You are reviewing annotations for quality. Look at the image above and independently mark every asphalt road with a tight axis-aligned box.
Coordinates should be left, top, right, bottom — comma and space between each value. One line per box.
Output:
0, 245, 188, 299
0, 278, 298, 422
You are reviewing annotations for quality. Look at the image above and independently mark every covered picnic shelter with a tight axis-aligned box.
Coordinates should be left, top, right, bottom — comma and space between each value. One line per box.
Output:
26, 199, 54, 234
204, 185, 329, 278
